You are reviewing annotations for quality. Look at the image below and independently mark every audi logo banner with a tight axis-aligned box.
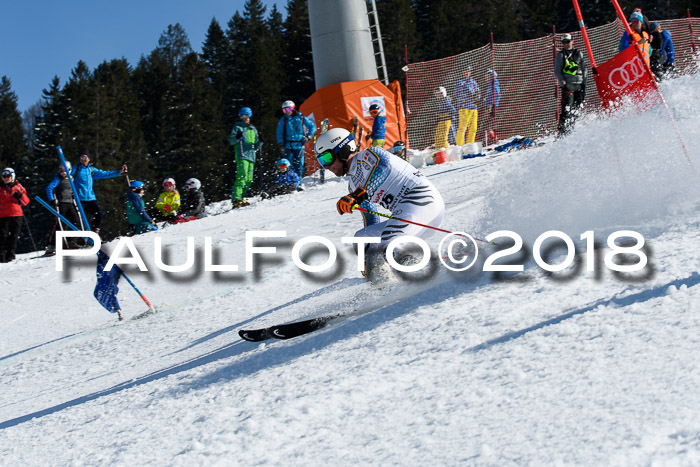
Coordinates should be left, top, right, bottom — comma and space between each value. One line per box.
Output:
593, 46, 658, 109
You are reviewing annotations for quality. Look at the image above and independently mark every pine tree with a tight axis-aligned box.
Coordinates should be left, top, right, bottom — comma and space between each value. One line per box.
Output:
375, 0, 422, 86
33, 77, 65, 159
135, 23, 229, 204
133, 24, 194, 178
225, 0, 285, 194
0, 76, 26, 169
173, 52, 228, 201
282, 0, 315, 102
60, 61, 97, 158
201, 18, 231, 116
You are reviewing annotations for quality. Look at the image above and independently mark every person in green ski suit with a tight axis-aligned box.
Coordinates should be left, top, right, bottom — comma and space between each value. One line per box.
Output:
230, 106, 263, 208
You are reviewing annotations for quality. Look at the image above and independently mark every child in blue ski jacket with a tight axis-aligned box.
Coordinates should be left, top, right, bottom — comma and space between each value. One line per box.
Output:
366, 103, 386, 148
261, 159, 301, 199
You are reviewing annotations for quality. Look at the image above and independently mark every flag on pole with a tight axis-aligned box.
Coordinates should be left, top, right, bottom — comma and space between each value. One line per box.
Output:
94, 250, 122, 314
593, 44, 658, 109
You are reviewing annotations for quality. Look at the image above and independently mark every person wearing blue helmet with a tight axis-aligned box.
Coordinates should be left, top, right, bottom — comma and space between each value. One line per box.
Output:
365, 103, 386, 148
261, 158, 301, 199
126, 180, 156, 235
230, 106, 263, 209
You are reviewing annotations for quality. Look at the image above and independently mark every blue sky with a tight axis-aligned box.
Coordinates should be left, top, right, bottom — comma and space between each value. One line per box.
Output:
0, 1, 285, 113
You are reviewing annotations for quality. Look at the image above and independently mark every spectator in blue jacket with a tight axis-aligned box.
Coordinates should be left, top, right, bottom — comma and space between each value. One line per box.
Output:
276, 100, 316, 180
435, 86, 457, 150
365, 103, 386, 148
649, 22, 675, 80
70, 151, 127, 233
230, 106, 263, 209
483, 69, 501, 144
454, 66, 481, 146
261, 158, 301, 199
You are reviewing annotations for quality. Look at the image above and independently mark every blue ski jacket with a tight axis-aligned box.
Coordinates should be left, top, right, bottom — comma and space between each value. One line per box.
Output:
70, 164, 121, 201
658, 30, 674, 66
126, 191, 153, 224
484, 72, 501, 107
276, 170, 300, 189
371, 115, 386, 140
276, 112, 316, 149
455, 78, 481, 110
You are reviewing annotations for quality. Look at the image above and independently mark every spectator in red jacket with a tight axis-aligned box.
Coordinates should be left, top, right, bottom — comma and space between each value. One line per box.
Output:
0, 168, 30, 262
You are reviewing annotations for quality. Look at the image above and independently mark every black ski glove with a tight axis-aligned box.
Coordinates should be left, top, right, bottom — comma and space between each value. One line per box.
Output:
236, 129, 243, 139
13, 191, 23, 200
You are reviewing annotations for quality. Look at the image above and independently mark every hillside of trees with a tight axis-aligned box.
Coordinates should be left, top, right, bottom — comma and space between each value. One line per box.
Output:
0, 0, 697, 251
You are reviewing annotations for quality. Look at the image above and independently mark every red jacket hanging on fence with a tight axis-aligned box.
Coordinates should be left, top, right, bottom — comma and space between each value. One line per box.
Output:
0, 180, 30, 218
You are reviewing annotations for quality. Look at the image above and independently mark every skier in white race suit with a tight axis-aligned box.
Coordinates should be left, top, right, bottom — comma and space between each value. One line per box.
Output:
314, 128, 445, 280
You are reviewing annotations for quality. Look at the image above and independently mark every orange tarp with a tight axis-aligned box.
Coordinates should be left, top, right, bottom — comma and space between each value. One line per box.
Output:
300, 79, 407, 176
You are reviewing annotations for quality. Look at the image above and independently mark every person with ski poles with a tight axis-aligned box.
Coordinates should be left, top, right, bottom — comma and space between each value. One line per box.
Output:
230, 106, 263, 209
276, 100, 315, 181
44, 161, 83, 255
0, 168, 30, 263
314, 128, 445, 283
70, 151, 128, 235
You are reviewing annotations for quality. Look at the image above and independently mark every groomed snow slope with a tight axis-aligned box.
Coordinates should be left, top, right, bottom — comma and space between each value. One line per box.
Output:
1, 72, 699, 465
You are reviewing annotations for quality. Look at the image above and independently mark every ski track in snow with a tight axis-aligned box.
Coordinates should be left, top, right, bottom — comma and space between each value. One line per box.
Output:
0, 72, 699, 465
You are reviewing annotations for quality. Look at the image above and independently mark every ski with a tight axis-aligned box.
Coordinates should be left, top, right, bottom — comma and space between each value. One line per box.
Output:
239, 313, 342, 342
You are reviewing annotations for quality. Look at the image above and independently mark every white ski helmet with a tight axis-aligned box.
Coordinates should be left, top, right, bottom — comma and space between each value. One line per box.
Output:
281, 100, 295, 110
59, 161, 71, 173
184, 178, 201, 191
314, 128, 356, 167
2, 167, 15, 183
162, 177, 176, 187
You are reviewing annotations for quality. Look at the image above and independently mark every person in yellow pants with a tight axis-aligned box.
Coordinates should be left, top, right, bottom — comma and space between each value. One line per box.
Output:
455, 66, 481, 145
434, 86, 457, 150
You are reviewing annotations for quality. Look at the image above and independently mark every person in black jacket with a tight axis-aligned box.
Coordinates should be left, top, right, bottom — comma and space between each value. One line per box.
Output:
44, 162, 82, 254
170, 178, 205, 224
554, 34, 588, 136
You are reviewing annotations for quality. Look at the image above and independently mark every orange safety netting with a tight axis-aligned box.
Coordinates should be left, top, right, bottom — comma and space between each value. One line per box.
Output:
405, 17, 700, 151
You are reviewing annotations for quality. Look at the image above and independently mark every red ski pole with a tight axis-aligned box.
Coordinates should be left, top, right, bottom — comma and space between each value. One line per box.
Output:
353, 205, 492, 244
